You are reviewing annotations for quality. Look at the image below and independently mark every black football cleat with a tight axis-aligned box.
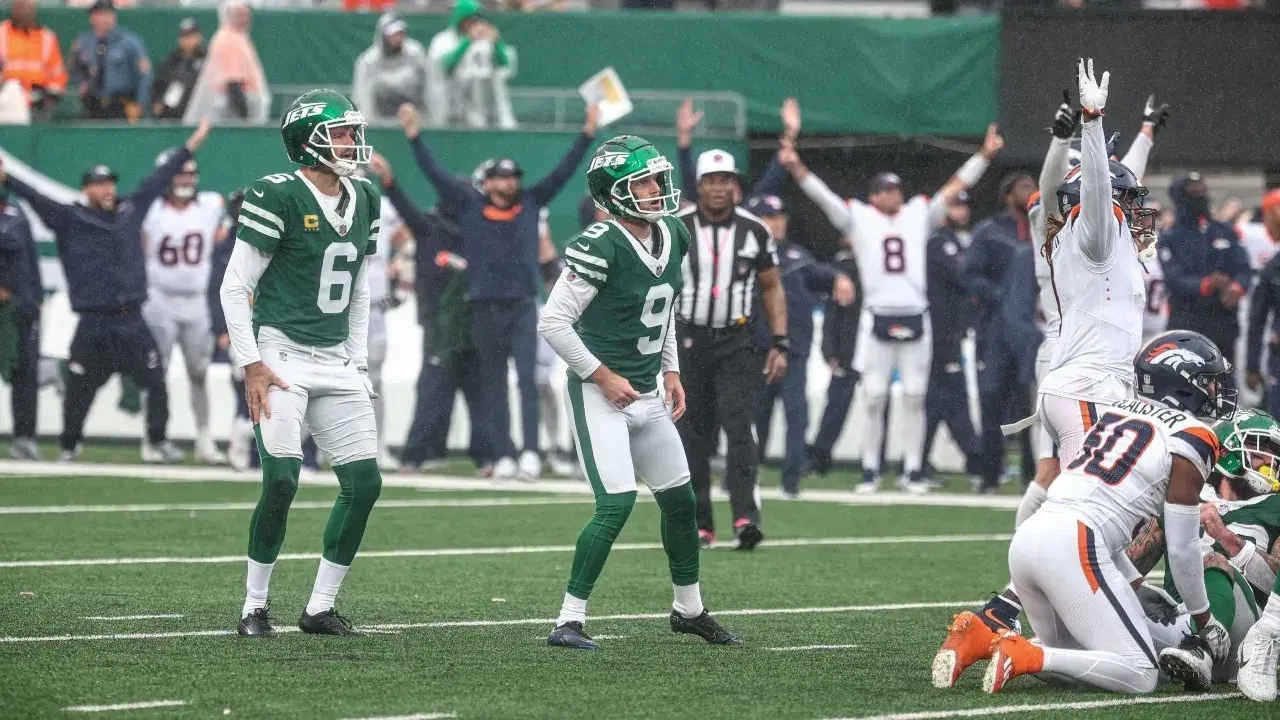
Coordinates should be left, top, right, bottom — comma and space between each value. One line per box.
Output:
670, 610, 743, 646
547, 621, 599, 650
236, 607, 277, 637
734, 521, 764, 551
298, 609, 364, 636
1159, 634, 1214, 691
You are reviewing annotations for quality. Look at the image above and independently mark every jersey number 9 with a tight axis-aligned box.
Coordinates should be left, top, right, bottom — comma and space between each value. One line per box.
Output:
637, 283, 674, 356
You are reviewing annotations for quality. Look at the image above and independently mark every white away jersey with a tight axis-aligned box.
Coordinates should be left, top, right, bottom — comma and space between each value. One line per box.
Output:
142, 191, 225, 296
1239, 222, 1278, 271
848, 195, 930, 314
1030, 195, 1060, 341
1142, 254, 1168, 342
1044, 397, 1219, 551
368, 196, 402, 307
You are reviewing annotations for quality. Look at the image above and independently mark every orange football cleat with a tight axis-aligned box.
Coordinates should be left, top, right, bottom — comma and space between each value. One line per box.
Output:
932, 611, 999, 689
982, 631, 1045, 694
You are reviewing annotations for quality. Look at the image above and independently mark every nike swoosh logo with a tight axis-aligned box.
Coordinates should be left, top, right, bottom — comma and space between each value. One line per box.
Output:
343, 359, 351, 366
252, 189, 264, 198
576, 242, 589, 250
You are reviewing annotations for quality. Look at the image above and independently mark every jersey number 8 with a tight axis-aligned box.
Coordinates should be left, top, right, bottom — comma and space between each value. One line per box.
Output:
318, 242, 360, 314
1065, 412, 1156, 486
883, 236, 905, 274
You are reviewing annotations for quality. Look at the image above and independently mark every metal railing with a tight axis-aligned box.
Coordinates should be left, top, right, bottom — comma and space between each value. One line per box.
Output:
269, 84, 747, 139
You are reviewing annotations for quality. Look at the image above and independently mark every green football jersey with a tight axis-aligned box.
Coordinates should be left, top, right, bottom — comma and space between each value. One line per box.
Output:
1164, 489, 1280, 609
236, 170, 381, 347
563, 216, 689, 394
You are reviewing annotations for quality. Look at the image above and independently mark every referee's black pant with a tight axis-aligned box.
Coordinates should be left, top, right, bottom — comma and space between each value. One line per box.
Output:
676, 322, 763, 536
62, 309, 170, 451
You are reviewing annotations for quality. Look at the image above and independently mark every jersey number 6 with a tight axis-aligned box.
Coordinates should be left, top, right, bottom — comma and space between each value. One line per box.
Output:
318, 242, 360, 314
1065, 412, 1156, 486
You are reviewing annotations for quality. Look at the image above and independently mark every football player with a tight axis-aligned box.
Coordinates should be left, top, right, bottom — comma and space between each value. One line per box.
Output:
983, 330, 1235, 694
538, 135, 741, 650
220, 89, 383, 637
366, 176, 412, 471
778, 115, 1002, 494
1124, 408, 1280, 690
140, 150, 226, 464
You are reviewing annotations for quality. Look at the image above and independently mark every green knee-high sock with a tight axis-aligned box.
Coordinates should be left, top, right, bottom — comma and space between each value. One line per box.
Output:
323, 458, 382, 566
653, 483, 700, 587
247, 428, 302, 564
565, 491, 636, 600
1204, 567, 1237, 629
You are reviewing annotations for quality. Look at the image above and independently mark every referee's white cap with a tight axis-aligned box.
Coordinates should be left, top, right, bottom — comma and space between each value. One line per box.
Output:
696, 150, 739, 180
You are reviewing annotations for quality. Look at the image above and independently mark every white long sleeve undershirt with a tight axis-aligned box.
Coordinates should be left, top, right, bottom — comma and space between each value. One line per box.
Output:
799, 172, 855, 235
344, 263, 371, 369
219, 241, 272, 369
539, 269, 603, 380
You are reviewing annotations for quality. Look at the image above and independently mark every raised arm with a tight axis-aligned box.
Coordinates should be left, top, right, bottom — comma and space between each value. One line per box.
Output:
1120, 95, 1169, 182
928, 124, 1002, 229
1075, 60, 1118, 265
0, 162, 71, 234
674, 98, 701, 204
131, 120, 210, 209
397, 104, 474, 209
777, 142, 854, 236
530, 108, 597, 206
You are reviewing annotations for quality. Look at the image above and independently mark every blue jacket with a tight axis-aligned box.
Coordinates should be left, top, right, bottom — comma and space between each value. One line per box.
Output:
753, 240, 839, 358
995, 243, 1043, 386
962, 212, 1029, 341
409, 132, 591, 302
0, 202, 41, 312
1247, 251, 1280, 373
926, 227, 975, 364
4, 148, 191, 313
1161, 214, 1251, 339
70, 28, 151, 109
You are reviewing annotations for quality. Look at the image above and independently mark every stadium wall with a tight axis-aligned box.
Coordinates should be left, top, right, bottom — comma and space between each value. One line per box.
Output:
31, 8, 998, 137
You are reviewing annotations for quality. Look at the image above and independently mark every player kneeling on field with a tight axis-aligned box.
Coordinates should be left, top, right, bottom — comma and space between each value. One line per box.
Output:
984, 330, 1235, 694
537, 135, 741, 649
221, 89, 383, 637
1124, 409, 1280, 696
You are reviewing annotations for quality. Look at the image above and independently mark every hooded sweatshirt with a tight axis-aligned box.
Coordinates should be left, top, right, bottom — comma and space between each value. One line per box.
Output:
352, 13, 429, 122
437, 0, 509, 75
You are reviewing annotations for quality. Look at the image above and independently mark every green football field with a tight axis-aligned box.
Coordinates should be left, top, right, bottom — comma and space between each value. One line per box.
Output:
0, 456, 1267, 720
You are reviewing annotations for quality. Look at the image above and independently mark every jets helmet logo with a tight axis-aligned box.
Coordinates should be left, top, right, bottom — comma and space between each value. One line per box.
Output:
589, 153, 628, 172
1145, 342, 1206, 370
284, 102, 326, 126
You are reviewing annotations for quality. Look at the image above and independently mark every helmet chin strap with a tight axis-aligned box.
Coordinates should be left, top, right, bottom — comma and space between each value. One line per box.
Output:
305, 146, 358, 177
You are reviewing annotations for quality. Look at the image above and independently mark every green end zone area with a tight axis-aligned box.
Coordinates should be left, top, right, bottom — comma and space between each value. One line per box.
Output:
0, 466, 1253, 719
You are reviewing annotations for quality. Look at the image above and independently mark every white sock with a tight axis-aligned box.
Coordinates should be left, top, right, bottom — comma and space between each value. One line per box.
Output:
190, 379, 210, 435
673, 582, 704, 619
304, 558, 349, 616
899, 393, 926, 474
556, 593, 587, 626
862, 396, 887, 475
1042, 647, 1157, 694
241, 558, 274, 618
1016, 483, 1049, 529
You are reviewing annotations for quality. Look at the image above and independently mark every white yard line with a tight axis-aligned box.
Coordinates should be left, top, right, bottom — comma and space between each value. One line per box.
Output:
767, 644, 859, 652
62, 700, 187, 713
81, 614, 183, 621
822, 692, 1243, 720
0, 600, 979, 644
0, 534, 1012, 569
343, 707, 458, 712
0, 497, 593, 515
0, 460, 1024, 509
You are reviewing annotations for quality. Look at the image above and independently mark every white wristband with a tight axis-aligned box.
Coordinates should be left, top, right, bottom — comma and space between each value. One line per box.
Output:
1230, 541, 1257, 570
956, 153, 991, 188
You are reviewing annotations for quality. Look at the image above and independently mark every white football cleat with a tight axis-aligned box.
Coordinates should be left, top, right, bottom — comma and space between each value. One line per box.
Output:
378, 452, 401, 472
517, 450, 541, 482
1238, 619, 1280, 702
547, 451, 578, 476
195, 433, 227, 465
493, 456, 518, 479
227, 420, 253, 472
141, 440, 184, 464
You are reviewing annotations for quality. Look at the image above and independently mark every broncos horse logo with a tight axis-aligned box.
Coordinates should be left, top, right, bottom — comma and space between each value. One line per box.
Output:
1144, 342, 1206, 370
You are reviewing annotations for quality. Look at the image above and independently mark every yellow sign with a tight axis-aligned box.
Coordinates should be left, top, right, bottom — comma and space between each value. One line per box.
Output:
303, 214, 319, 231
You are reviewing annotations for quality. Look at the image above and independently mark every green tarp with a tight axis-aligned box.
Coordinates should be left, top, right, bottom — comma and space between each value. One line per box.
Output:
32, 9, 997, 136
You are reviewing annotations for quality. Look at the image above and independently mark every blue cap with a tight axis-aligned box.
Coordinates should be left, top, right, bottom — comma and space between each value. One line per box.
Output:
746, 194, 785, 217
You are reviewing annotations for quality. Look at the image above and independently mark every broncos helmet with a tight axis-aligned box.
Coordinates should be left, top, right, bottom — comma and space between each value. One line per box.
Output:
1057, 159, 1158, 261
155, 147, 199, 200
1135, 330, 1236, 421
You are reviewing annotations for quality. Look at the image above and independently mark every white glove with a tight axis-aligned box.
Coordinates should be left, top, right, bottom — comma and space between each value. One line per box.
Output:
1077, 57, 1110, 116
1193, 614, 1233, 665
357, 367, 378, 399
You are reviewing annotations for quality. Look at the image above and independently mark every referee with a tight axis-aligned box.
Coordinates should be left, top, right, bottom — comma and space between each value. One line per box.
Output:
675, 150, 787, 551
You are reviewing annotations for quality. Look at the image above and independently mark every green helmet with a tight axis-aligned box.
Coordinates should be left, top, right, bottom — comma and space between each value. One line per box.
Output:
586, 135, 680, 221
1213, 409, 1280, 495
280, 89, 372, 177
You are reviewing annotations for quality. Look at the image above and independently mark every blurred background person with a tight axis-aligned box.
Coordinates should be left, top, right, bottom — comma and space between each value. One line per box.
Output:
749, 194, 853, 499
149, 17, 205, 121
0, 0, 67, 122
0, 181, 41, 460
1162, 172, 1252, 368
352, 13, 429, 126
183, 0, 269, 125
69, 0, 150, 122
426, 0, 516, 130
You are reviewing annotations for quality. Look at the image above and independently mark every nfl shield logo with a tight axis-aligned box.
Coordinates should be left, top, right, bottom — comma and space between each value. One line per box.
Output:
338, 224, 349, 236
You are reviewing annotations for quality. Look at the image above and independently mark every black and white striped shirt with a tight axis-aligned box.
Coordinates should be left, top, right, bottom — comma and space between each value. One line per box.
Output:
676, 206, 779, 329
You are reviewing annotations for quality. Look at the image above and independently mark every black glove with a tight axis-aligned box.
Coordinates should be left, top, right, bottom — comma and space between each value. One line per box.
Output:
1143, 94, 1171, 135
1048, 89, 1081, 140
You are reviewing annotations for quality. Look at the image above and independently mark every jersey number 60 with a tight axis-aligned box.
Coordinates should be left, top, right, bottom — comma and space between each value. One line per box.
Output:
1065, 412, 1156, 486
